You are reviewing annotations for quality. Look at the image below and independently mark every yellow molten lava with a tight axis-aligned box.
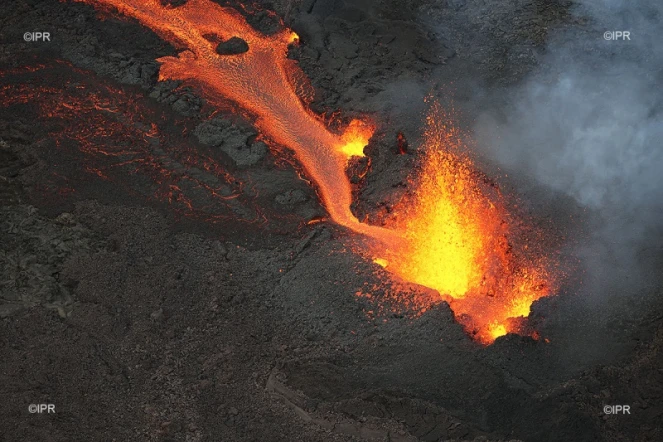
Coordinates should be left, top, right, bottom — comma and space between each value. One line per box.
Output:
373, 103, 555, 343
338, 119, 374, 158
289, 31, 300, 44
488, 323, 508, 341
373, 258, 389, 268
385, 152, 488, 298
375, 110, 500, 298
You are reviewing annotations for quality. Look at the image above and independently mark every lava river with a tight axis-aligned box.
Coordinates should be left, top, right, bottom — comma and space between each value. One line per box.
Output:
72, 0, 560, 344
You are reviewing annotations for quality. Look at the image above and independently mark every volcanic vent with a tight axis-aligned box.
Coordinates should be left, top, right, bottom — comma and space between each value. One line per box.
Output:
59, 0, 562, 344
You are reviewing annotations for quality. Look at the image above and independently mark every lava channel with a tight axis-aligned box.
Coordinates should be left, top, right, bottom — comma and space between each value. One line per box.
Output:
72, 0, 399, 243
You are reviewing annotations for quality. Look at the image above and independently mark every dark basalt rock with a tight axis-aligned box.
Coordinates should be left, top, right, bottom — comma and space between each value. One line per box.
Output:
216, 37, 249, 55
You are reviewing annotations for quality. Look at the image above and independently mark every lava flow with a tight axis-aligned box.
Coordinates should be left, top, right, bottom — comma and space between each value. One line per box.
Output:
71, 0, 559, 343
73, 0, 393, 241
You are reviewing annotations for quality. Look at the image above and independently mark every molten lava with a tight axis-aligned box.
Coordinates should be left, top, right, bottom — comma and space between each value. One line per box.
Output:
372, 103, 556, 343
68, 0, 559, 344
339, 119, 375, 158
72, 0, 396, 241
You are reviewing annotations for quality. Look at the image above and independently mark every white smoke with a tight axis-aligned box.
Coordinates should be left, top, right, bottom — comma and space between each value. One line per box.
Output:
473, 0, 663, 297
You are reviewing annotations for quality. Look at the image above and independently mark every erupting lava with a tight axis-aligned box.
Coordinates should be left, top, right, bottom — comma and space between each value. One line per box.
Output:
372, 104, 556, 343
70, 0, 558, 343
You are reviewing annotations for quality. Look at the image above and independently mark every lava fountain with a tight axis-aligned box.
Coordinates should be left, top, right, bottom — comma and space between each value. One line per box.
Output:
372, 103, 558, 343
71, 0, 559, 343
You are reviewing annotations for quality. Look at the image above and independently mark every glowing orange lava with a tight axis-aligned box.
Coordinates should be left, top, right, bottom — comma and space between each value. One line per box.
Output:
372, 103, 556, 343
339, 119, 375, 158
72, 0, 400, 241
71, 0, 558, 344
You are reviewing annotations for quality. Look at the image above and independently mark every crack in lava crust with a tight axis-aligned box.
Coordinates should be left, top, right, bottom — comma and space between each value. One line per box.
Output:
72, 0, 560, 344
